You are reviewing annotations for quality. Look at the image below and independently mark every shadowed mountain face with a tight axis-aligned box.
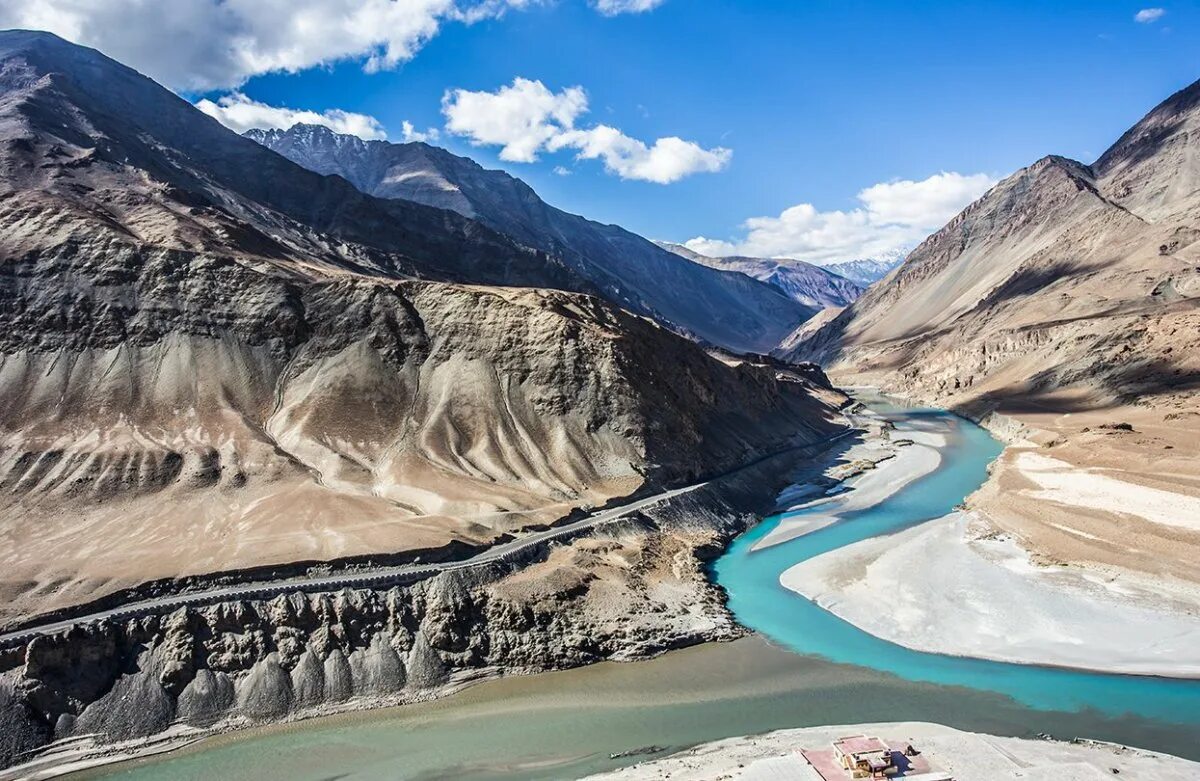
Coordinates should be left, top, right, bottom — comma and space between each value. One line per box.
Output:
0, 30, 844, 623
789, 78, 1200, 415
654, 241, 864, 310
0, 34, 600, 295
246, 124, 814, 353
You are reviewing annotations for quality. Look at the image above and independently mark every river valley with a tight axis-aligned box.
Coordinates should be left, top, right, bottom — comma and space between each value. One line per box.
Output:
59, 402, 1200, 781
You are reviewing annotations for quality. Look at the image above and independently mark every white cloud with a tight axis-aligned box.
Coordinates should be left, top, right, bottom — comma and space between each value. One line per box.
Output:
1134, 7, 1166, 22
553, 165, 573, 176
442, 78, 730, 183
454, 0, 540, 23
591, 0, 666, 15
443, 78, 588, 163
549, 126, 730, 184
684, 171, 996, 265
0, 0, 533, 91
400, 120, 440, 143
195, 92, 388, 139
859, 172, 996, 226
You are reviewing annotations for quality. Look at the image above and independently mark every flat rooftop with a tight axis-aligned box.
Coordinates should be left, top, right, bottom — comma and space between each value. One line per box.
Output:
834, 735, 890, 756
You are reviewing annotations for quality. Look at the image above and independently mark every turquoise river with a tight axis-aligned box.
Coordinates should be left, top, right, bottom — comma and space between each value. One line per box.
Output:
78, 403, 1200, 781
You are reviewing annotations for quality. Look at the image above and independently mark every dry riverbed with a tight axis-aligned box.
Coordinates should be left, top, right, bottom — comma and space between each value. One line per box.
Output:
755, 420, 942, 550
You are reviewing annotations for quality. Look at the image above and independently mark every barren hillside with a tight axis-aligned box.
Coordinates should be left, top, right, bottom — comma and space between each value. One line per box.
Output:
0, 31, 843, 624
790, 78, 1200, 586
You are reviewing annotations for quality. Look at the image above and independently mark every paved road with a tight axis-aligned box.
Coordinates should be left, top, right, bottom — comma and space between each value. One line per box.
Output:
0, 429, 854, 649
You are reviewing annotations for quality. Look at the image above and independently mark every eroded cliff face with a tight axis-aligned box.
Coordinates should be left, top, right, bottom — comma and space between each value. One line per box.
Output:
0, 242, 837, 623
0, 459, 813, 769
0, 32, 843, 625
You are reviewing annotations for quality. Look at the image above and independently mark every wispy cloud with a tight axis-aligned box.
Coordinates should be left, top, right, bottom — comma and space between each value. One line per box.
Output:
196, 92, 387, 139
683, 172, 996, 265
1134, 7, 1166, 23
591, 0, 667, 16
442, 77, 730, 183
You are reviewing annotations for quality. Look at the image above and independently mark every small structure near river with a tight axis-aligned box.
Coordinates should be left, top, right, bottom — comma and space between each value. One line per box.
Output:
801, 734, 951, 780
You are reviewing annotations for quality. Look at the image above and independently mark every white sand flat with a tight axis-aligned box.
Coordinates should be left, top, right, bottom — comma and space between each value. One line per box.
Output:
1014, 452, 1200, 532
585, 721, 1200, 780
754, 443, 942, 550
780, 512, 1200, 676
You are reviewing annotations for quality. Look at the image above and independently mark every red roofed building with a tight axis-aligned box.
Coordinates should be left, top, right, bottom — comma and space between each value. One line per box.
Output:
832, 735, 894, 777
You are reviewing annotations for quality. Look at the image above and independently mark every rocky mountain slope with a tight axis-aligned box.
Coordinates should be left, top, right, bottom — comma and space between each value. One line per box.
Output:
655, 241, 864, 309
822, 253, 905, 287
0, 38, 603, 296
0, 31, 849, 770
0, 29, 844, 625
246, 124, 813, 353
791, 79, 1200, 410
0, 447, 843, 771
790, 77, 1200, 590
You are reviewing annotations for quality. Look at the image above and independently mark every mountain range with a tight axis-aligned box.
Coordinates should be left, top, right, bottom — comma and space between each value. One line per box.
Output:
244, 124, 813, 353
0, 30, 842, 630
653, 241, 865, 310
3, 23, 1198, 776
820, 253, 905, 286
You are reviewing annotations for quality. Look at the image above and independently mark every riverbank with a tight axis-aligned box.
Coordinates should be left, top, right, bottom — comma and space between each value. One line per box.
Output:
969, 406, 1200, 590
584, 721, 1200, 780
18, 402, 1200, 780
782, 511, 1200, 676
779, 386, 1200, 678
0, 418, 870, 780
754, 417, 941, 550
39, 638, 1200, 781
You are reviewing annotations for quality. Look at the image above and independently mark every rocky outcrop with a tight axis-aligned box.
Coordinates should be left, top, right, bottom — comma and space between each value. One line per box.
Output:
0, 443, 826, 769
0, 251, 838, 624
246, 124, 812, 354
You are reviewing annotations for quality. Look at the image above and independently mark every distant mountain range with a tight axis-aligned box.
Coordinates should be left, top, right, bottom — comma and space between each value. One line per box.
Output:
821, 253, 905, 286
246, 124, 814, 353
653, 242, 865, 309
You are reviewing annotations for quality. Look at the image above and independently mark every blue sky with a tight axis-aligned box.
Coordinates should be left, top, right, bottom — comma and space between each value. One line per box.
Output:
6, 1, 1198, 262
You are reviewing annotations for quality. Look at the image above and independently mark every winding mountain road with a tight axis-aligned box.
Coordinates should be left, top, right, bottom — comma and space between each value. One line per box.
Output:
0, 429, 855, 649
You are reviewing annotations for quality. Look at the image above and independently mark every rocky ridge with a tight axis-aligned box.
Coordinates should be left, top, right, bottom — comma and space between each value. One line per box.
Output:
0, 439, 843, 771
246, 124, 813, 354
789, 79, 1200, 416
